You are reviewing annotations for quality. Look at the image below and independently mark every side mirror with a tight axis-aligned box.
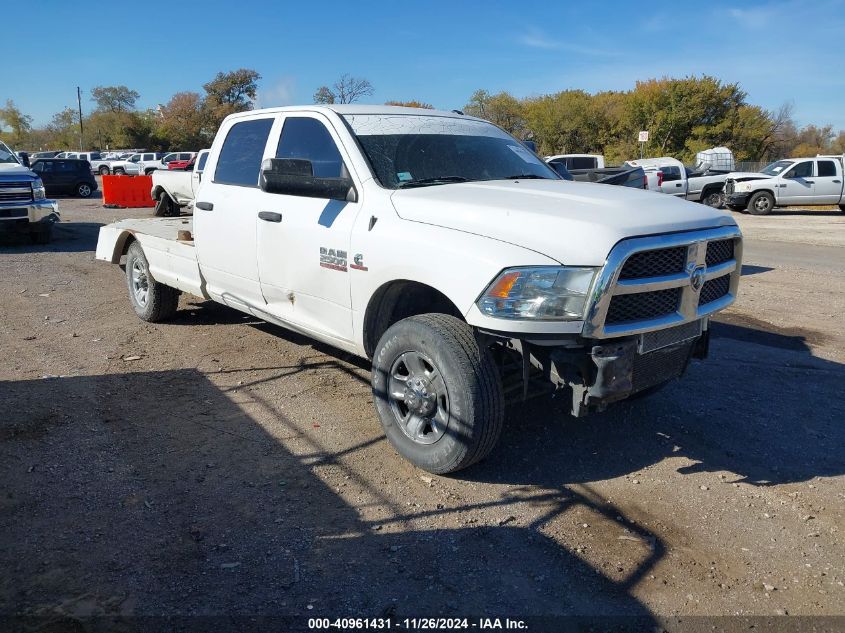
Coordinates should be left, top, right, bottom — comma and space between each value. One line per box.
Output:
259, 158, 357, 203
522, 140, 538, 154
21, 153, 31, 167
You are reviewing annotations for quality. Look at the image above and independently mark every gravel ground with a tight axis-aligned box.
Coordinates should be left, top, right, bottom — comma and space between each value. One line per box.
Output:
1, 191, 843, 626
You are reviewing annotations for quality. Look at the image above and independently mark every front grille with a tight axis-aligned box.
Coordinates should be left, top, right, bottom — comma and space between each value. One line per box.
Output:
632, 341, 694, 392
705, 239, 734, 266
725, 180, 735, 194
699, 274, 730, 306
606, 287, 681, 324
619, 246, 686, 279
0, 181, 33, 204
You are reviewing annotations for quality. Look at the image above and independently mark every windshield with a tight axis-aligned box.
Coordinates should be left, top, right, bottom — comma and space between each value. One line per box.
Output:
343, 114, 559, 189
0, 141, 20, 164
760, 160, 793, 176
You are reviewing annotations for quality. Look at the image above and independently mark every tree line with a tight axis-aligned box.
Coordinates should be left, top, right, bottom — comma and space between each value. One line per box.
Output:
1, 71, 842, 164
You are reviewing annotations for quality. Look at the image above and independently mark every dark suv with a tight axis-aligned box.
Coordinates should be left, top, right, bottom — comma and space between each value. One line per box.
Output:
30, 159, 98, 198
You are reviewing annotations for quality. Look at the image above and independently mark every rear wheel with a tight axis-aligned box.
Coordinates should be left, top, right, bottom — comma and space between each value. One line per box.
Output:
747, 191, 775, 215
154, 193, 179, 217
76, 182, 93, 198
98, 165, 110, 176
371, 314, 504, 474
113, 167, 125, 175
125, 241, 180, 322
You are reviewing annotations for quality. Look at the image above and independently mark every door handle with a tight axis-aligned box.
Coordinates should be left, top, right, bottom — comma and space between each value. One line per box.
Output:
195, 201, 214, 211
833, 180, 842, 184
258, 211, 282, 223
805, 180, 814, 184
675, 183, 682, 187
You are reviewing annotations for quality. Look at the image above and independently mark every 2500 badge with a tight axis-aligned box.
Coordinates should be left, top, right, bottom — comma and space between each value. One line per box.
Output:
320, 247, 348, 272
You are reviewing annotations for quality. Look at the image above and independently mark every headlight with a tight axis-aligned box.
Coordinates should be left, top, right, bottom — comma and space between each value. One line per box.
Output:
477, 266, 598, 320
32, 178, 46, 200
734, 182, 753, 193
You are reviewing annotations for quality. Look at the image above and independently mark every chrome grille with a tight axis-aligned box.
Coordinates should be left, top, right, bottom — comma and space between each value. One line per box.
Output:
619, 246, 686, 279
725, 180, 735, 195
583, 226, 743, 339
699, 274, 731, 306
607, 288, 681, 324
0, 181, 33, 204
705, 239, 734, 267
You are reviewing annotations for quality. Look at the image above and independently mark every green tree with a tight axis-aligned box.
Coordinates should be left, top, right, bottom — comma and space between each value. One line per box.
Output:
90, 85, 140, 113
156, 92, 208, 149
385, 100, 434, 109
202, 68, 261, 133
0, 100, 33, 147
463, 90, 526, 136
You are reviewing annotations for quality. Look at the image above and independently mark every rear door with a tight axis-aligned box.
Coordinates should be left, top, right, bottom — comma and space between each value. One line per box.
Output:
256, 113, 362, 343
55, 161, 77, 193
813, 159, 842, 203
778, 160, 814, 204
32, 161, 57, 192
194, 116, 274, 313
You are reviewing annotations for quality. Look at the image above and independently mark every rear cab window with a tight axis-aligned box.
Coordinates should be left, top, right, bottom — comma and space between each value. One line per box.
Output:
817, 160, 837, 177
213, 118, 274, 186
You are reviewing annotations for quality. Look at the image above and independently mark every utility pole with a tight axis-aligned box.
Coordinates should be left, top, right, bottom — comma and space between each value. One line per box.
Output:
76, 86, 84, 151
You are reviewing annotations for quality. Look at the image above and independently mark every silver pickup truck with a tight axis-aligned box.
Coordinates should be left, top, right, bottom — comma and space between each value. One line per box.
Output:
149, 149, 209, 216
0, 141, 59, 243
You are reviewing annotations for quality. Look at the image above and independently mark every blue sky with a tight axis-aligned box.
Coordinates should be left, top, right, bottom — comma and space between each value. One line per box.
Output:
4, 0, 844, 130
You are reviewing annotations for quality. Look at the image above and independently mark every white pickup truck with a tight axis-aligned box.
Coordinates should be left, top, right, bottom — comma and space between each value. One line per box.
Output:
150, 149, 210, 216
95, 105, 743, 474
724, 155, 845, 215
626, 157, 731, 207
0, 140, 59, 243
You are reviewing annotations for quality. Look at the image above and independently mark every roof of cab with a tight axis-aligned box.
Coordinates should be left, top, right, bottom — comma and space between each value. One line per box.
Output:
224, 104, 474, 122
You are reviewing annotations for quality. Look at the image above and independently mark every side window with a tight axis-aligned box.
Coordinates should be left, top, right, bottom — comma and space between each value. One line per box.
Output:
214, 118, 274, 186
570, 157, 596, 170
197, 152, 209, 172
276, 117, 344, 178
90, 152, 101, 160
32, 161, 44, 172
817, 160, 837, 177
662, 166, 681, 182
785, 161, 812, 178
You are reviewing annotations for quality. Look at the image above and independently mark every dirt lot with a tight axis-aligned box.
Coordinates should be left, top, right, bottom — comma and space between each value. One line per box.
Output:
1, 190, 844, 627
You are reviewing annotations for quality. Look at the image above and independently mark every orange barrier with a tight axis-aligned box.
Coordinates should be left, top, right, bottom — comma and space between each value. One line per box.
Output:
102, 175, 156, 208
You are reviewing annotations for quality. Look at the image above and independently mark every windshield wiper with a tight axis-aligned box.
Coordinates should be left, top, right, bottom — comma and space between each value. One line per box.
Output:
397, 176, 469, 188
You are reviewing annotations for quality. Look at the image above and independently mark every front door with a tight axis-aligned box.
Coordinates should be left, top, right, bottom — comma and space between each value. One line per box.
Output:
194, 117, 275, 313
256, 113, 362, 344
778, 160, 814, 205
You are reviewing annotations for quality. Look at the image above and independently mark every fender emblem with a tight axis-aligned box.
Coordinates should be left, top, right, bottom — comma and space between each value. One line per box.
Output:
350, 253, 368, 271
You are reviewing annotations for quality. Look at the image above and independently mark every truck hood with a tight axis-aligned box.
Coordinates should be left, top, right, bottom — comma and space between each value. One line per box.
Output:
725, 172, 769, 181
0, 163, 36, 178
390, 179, 737, 266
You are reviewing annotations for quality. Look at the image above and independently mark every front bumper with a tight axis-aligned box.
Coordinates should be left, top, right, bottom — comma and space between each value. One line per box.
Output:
0, 200, 60, 230
726, 192, 750, 207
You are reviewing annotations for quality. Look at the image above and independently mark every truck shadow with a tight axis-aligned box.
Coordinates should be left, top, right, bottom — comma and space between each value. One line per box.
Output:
0, 370, 658, 625
465, 317, 844, 489
0, 221, 103, 254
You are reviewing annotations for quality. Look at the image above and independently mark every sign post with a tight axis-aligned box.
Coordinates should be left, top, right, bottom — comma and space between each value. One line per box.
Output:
638, 130, 649, 159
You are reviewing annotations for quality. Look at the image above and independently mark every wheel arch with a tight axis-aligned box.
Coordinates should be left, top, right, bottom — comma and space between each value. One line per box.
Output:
362, 279, 464, 359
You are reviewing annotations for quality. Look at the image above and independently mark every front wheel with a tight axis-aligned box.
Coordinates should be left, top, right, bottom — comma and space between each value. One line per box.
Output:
113, 167, 125, 175
144, 168, 156, 176
125, 241, 180, 322
371, 314, 504, 474
76, 182, 93, 198
154, 193, 179, 217
98, 165, 110, 176
701, 190, 724, 208
748, 191, 775, 215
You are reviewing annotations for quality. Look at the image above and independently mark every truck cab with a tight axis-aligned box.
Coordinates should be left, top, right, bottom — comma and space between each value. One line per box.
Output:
724, 156, 845, 214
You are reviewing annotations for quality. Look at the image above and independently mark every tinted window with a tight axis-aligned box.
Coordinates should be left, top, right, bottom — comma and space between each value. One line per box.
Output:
661, 166, 682, 181
215, 118, 274, 186
569, 156, 596, 170
818, 160, 837, 177
90, 152, 101, 160
276, 117, 344, 177
197, 152, 209, 172
785, 161, 812, 178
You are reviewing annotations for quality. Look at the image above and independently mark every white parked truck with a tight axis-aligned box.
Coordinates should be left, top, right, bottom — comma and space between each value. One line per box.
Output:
724, 155, 845, 215
95, 105, 743, 474
0, 140, 59, 243
150, 149, 210, 216
626, 157, 731, 207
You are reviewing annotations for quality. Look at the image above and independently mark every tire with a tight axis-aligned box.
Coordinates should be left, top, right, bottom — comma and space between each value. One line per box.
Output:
747, 191, 775, 215
371, 313, 504, 474
30, 224, 52, 245
701, 190, 725, 208
154, 193, 178, 217
839, 204, 845, 213
98, 165, 110, 176
113, 167, 125, 176
144, 169, 155, 176
125, 241, 180, 322
76, 182, 93, 198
